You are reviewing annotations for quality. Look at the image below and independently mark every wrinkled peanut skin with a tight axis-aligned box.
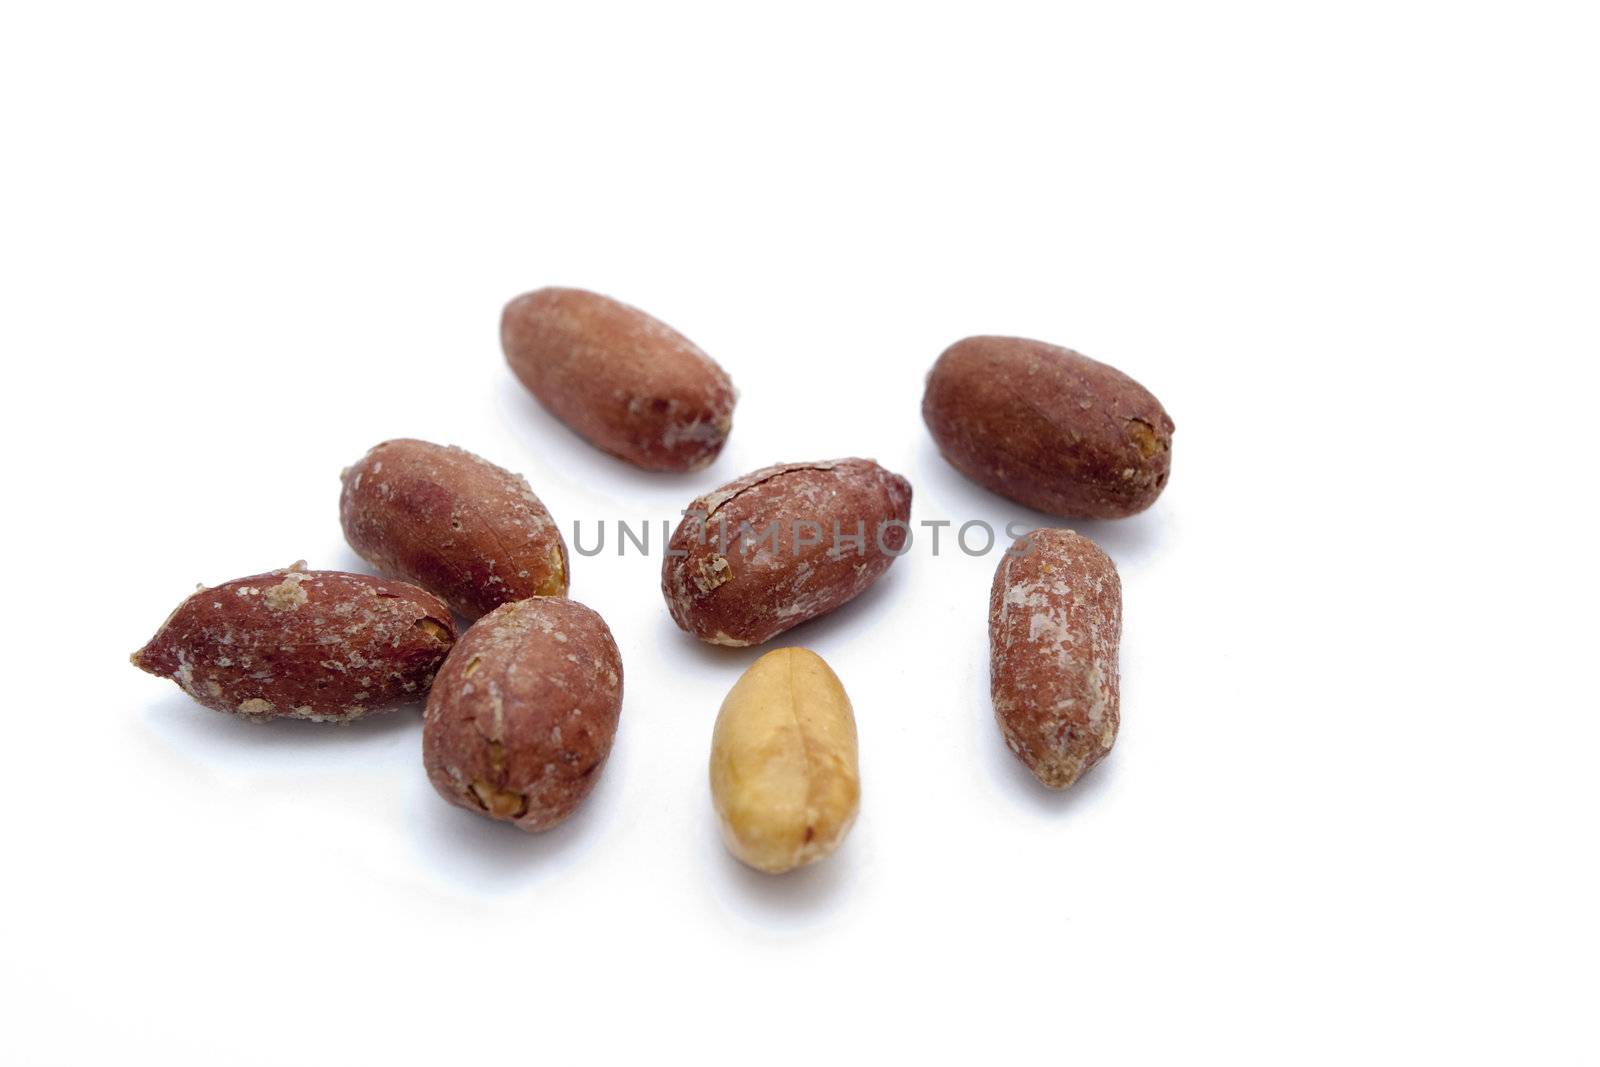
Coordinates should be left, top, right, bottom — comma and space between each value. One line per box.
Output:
710, 647, 860, 873
501, 287, 736, 472
662, 459, 912, 646
423, 597, 623, 832
131, 564, 456, 722
339, 438, 569, 620
923, 336, 1174, 518
989, 529, 1122, 789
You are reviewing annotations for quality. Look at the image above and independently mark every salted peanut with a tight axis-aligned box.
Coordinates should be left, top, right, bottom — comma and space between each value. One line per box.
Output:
339, 438, 568, 620
501, 287, 736, 471
423, 597, 623, 832
131, 563, 456, 722
989, 529, 1122, 788
662, 459, 912, 647
710, 647, 860, 873
923, 335, 1174, 518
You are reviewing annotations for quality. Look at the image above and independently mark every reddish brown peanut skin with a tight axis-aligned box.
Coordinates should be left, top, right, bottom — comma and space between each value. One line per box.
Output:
501, 287, 736, 472
131, 564, 457, 722
989, 529, 1122, 789
662, 459, 912, 647
923, 336, 1174, 519
423, 597, 623, 832
339, 439, 569, 620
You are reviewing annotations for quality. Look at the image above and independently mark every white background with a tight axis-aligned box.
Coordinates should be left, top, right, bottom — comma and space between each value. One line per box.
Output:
3, 3, 1596, 1063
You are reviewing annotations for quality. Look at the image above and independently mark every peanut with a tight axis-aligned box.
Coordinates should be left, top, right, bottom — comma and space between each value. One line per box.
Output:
663, 459, 912, 646
923, 335, 1174, 518
989, 529, 1122, 788
131, 563, 456, 722
339, 438, 569, 620
501, 287, 736, 471
709, 647, 860, 873
423, 597, 623, 832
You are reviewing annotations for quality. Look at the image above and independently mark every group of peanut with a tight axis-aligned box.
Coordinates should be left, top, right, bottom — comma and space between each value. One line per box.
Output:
133, 287, 1174, 874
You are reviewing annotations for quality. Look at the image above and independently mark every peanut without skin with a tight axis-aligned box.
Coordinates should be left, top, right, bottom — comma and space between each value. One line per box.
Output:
709, 647, 860, 873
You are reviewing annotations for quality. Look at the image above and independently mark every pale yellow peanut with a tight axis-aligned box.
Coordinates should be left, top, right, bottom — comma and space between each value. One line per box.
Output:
709, 647, 860, 873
